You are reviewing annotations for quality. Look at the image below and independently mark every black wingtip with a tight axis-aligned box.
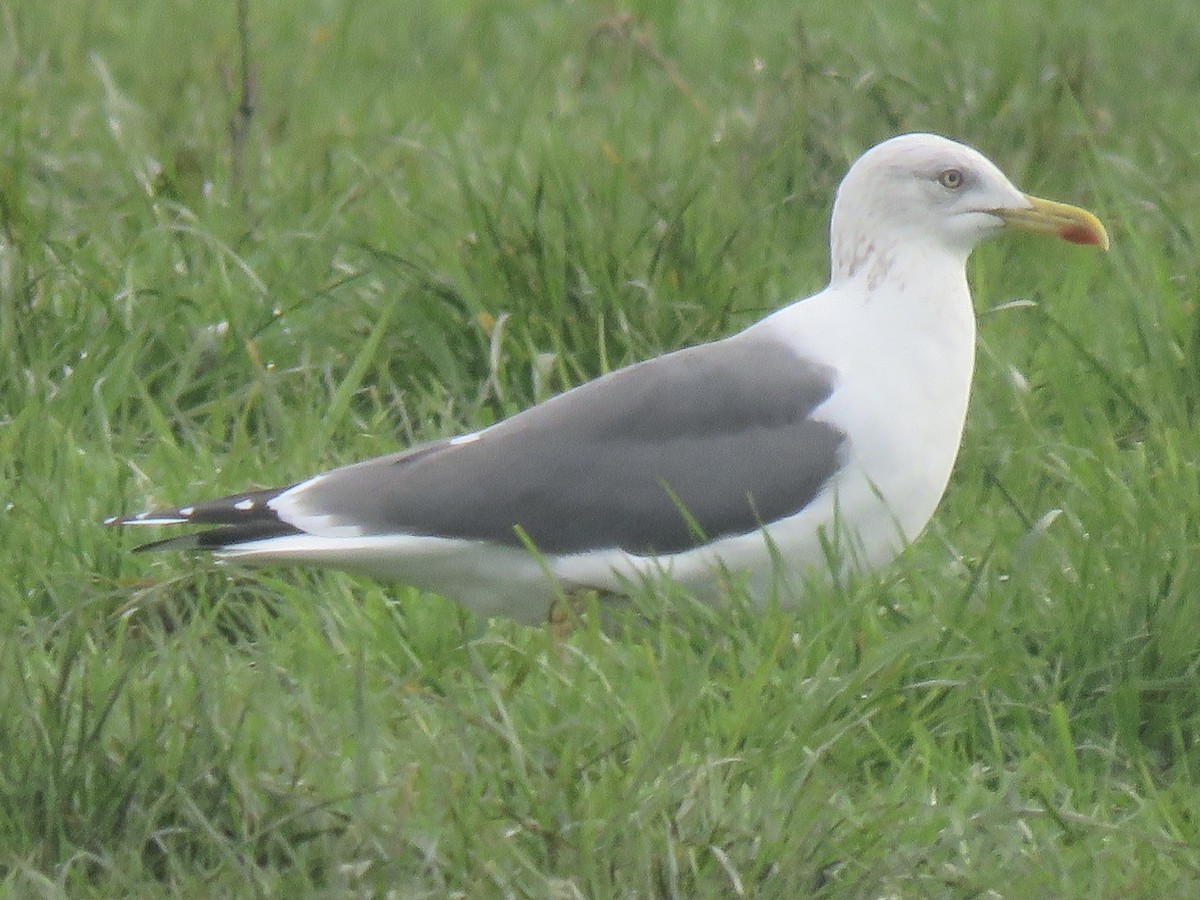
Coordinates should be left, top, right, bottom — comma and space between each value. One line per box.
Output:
106, 486, 294, 530
129, 522, 305, 554
131, 534, 204, 553
108, 485, 302, 553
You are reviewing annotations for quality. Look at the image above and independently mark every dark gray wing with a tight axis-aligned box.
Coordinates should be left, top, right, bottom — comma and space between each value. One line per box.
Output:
287, 334, 845, 555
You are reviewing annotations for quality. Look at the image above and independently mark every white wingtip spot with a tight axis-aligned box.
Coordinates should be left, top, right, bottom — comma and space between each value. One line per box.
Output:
179, 506, 195, 517
233, 498, 256, 511
121, 515, 191, 526
103, 515, 119, 526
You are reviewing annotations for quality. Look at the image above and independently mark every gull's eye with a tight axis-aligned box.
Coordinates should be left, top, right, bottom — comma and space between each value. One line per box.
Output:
938, 168, 965, 189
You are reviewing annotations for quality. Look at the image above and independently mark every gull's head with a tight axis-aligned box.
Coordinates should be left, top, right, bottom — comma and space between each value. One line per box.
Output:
829, 133, 1108, 284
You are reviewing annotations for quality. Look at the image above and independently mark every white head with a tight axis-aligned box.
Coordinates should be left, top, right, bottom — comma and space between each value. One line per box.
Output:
829, 133, 1107, 285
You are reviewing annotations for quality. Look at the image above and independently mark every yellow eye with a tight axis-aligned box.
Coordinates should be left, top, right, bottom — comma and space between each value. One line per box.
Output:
938, 168, 965, 189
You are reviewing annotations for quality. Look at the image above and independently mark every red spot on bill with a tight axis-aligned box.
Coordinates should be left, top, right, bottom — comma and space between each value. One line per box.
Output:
1060, 224, 1104, 246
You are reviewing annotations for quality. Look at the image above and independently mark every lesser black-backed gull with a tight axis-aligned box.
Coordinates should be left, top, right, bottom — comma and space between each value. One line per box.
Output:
107, 133, 1108, 623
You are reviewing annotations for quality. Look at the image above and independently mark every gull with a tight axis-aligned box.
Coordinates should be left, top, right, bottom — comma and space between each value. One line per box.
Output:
107, 133, 1108, 624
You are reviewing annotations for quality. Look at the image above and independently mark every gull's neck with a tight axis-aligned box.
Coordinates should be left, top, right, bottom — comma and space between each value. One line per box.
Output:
830, 222, 974, 290
755, 233, 977, 374
828, 232, 974, 322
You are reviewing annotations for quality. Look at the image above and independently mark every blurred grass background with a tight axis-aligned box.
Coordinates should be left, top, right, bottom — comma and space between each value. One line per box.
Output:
2, 0, 1199, 895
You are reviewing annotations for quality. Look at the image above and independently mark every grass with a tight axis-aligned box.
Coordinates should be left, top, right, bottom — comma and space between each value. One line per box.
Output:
2, 0, 1200, 894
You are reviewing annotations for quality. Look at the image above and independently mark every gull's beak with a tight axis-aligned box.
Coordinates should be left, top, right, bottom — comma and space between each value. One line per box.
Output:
992, 195, 1109, 250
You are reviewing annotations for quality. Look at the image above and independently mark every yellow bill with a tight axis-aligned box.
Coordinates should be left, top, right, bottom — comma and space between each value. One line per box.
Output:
993, 195, 1109, 250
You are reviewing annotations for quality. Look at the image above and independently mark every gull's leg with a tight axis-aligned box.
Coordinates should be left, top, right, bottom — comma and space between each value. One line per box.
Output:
548, 587, 635, 650
548, 590, 589, 651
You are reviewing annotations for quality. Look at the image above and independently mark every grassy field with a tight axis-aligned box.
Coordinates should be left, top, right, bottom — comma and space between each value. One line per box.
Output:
3, 0, 1199, 895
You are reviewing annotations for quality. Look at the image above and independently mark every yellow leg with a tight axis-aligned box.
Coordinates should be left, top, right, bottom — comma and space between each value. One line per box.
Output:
548, 593, 574, 649
547, 589, 599, 653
